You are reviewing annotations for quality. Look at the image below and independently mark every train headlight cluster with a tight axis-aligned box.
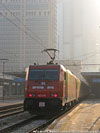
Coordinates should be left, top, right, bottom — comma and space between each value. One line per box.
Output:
51, 93, 58, 98
29, 94, 32, 97
29, 94, 35, 97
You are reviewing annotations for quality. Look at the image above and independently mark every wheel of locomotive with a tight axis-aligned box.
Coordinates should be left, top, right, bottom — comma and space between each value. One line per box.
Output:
63, 104, 67, 110
71, 100, 76, 106
66, 102, 71, 108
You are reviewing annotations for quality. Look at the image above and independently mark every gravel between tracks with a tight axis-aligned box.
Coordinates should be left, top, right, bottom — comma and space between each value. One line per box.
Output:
0, 111, 32, 130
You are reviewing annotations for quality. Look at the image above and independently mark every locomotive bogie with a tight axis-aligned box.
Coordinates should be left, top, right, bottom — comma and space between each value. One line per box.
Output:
24, 98, 62, 111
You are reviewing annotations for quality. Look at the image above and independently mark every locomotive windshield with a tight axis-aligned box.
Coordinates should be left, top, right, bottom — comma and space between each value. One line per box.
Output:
29, 69, 59, 80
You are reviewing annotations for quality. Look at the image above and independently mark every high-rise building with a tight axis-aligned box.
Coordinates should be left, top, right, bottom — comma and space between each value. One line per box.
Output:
0, 0, 62, 72
62, 0, 83, 60
62, 0, 100, 72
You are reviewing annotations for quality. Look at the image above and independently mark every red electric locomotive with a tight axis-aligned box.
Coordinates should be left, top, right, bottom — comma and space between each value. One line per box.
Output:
24, 49, 89, 113
24, 64, 80, 113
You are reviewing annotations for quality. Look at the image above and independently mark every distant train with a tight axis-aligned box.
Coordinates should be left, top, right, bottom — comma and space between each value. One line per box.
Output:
24, 64, 89, 113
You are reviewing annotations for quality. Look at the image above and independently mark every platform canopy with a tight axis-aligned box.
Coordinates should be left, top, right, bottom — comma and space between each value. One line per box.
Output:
4, 72, 26, 78
81, 72, 100, 84
81, 72, 100, 97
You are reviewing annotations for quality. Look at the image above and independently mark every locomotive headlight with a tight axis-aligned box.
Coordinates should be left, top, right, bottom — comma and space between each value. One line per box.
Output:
32, 94, 35, 97
29, 94, 32, 97
54, 94, 58, 98
51, 93, 58, 98
29, 94, 35, 97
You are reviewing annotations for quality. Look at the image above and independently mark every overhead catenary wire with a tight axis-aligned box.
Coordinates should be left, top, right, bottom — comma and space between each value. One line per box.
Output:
71, 50, 98, 60
0, 2, 43, 44
1, 2, 96, 63
0, 12, 50, 62
0, 2, 50, 57
0, 49, 18, 57
0, 13, 44, 48
81, 52, 100, 61
0, 2, 60, 62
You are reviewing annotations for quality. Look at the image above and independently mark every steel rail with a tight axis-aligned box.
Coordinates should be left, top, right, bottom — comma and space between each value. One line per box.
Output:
0, 115, 40, 133
28, 102, 80, 133
0, 103, 24, 118
0, 106, 24, 119
0, 102, 80, 133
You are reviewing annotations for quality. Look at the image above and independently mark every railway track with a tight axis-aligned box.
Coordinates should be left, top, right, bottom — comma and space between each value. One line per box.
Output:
28, 102, 79, 133
0, 102, 79, 133
0, 115, 43, 133
0, 103, 24, 118
28, 115, 59, 133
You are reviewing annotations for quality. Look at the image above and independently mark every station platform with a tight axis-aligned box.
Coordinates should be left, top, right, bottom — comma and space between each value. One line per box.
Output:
0, 98, 24, 109
47, 99, 100, 132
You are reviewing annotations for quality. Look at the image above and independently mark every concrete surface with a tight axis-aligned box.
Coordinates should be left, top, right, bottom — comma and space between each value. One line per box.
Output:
47, 99, 100, 132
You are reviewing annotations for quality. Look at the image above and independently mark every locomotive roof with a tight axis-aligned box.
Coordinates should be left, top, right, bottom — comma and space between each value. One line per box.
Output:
30, 64, 59, 66
29, 64, 74, 75
30, 64, 64, 68
29, 64, 80, 80
61, 65, 79, 79
60, 65, 75, 76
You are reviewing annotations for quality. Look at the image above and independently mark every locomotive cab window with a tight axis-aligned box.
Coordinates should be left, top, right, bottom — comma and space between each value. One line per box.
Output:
45, 70, 59, 80
29, 70, 44, 80
29, 69, 59, 80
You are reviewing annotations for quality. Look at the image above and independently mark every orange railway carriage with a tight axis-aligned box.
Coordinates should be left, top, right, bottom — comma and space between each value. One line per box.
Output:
24, 64, 81, 112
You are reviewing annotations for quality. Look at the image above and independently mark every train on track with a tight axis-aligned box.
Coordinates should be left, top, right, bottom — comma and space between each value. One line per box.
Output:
24, 63, 89, 113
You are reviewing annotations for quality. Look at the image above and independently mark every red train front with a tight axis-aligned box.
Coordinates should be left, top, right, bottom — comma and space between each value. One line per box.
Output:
24, 64, 65, 112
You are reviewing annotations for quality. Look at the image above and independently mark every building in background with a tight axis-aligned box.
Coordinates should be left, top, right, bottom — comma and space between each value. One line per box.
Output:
62, 0, 100, 72
0, 0, 63, 72
57, 0, 63, 60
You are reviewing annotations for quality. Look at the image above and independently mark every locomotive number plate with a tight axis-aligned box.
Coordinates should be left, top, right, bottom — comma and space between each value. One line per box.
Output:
39, 102, 45, 107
